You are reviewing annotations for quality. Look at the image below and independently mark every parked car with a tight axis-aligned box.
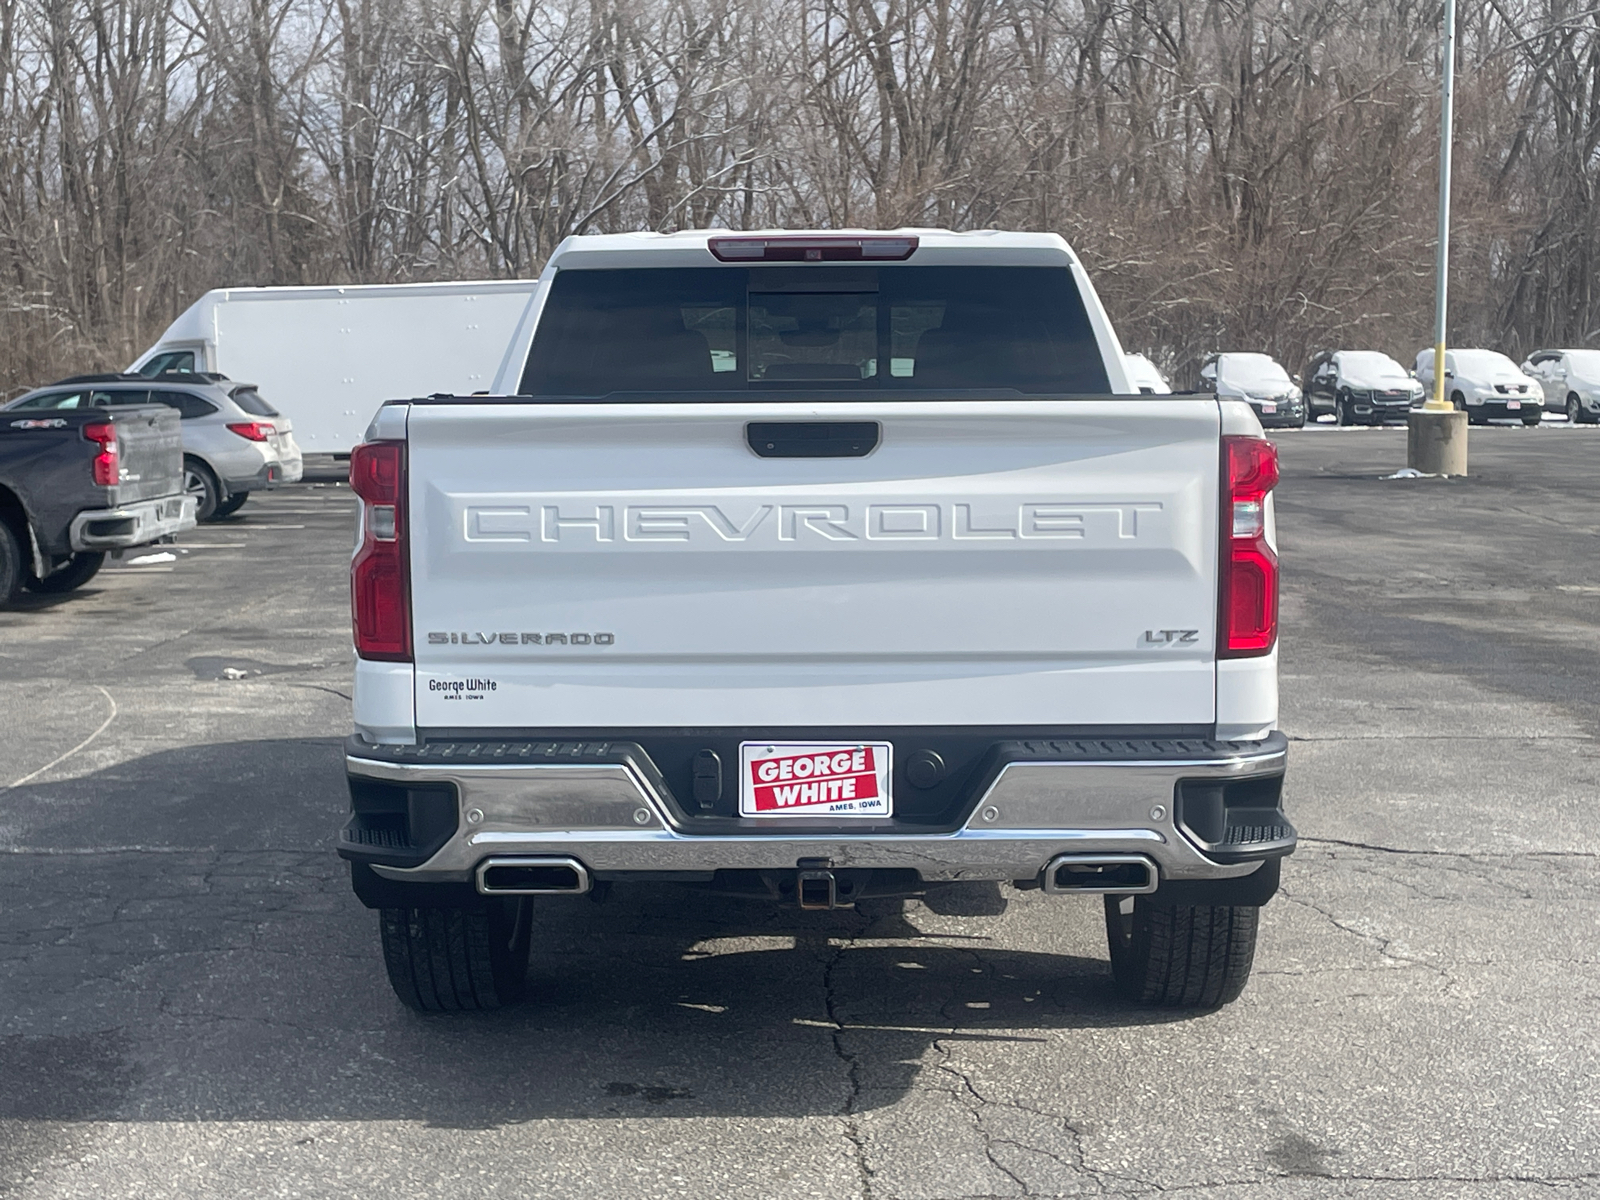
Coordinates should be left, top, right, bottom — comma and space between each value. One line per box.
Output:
3, 374, 303, 520
1122, 353, 1171, 394
340, 229, 1295, 1014
1415, 349, 1542, 426
1520, 349, 1600, 423
1199, 352, 1305, 427
0, 403, 196, 605
1304, 350, 1424, 425
130, 280, 543, 454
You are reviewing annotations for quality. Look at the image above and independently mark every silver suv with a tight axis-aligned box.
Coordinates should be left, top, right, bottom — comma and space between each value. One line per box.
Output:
3, 373, 303, 521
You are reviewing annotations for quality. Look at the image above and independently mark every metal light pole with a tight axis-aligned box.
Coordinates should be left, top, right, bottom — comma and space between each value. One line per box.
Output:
1428, 0, 1456, 412
1409, 0, 1469, 472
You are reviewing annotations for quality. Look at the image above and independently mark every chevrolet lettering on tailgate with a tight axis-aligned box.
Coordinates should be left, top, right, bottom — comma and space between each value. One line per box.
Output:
459, 499, 1165, 546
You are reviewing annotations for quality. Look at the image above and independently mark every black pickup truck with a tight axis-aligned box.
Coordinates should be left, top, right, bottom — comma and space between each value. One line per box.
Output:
0, 405, 196, 605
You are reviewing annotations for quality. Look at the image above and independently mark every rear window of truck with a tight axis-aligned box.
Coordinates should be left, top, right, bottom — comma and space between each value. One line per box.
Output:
519, 266, 1111, 396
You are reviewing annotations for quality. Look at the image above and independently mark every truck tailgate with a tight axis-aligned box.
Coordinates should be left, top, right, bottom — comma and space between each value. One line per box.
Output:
110, 406, 185, 504
406, 399, 1221, 729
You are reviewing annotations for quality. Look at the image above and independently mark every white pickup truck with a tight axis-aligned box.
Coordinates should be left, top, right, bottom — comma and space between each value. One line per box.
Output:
338, 230, 1295, 1014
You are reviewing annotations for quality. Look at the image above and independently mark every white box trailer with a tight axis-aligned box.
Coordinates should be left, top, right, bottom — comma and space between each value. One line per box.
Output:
129, 281, 542, 455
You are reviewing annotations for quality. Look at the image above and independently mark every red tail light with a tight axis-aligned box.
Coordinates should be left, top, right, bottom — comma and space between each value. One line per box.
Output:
1220, 436, 1279, 657
226, 421, 274, 442
350, 441, 410, 661
84, 422, 119, 487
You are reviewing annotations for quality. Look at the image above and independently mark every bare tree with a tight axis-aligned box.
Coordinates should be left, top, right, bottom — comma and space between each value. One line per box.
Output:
0, 0, 1594, 393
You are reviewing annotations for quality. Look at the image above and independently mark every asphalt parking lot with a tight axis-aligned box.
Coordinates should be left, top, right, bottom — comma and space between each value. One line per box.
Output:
2, 427, 1598, 1199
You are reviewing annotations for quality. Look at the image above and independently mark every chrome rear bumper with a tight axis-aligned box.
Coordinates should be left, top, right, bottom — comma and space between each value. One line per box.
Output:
344, 734, 1291, 887
71, 493, 197, 551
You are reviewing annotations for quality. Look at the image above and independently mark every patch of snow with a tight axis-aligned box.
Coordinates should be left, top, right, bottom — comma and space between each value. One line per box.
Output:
126, 551, 177, 565
1381, 468, 1438, 479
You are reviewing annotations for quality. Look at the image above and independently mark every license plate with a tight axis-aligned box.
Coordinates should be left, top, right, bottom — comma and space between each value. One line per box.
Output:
1261, 402, 1277, 414
739, 742, 892, 818
1507, 400, 1521, 409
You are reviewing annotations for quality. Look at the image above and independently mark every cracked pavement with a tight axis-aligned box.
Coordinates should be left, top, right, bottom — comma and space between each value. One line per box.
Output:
2, 429, 1599, 1198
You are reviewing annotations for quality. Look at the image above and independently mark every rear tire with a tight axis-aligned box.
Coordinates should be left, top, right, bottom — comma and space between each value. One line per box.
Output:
0, 520, 22, 607
185, 458, 220, 522
212, 491, 249, 518
25, 552, 105, 594
1104, 895, 1259, 1008
379, 901, 531, 1012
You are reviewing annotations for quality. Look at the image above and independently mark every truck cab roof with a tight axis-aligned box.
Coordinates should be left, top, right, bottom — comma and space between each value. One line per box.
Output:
543, 229, 1085, 272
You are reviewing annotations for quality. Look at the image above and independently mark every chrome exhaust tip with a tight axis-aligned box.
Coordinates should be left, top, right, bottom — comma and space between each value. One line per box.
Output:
1042, 854, 1158, 896
476, 856, 592, 896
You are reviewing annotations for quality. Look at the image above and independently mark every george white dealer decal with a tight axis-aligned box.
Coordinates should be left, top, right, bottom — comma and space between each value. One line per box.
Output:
461, 500, 1163, 546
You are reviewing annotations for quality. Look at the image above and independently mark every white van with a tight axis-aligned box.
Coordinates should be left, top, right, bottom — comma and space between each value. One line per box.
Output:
129, 281, 542, 455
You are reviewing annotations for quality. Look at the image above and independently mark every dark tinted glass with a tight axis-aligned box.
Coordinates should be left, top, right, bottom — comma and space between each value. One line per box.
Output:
230, 388, 278, 416
100, 389, 152, 406
519, 266, 1110, 396
138, 351, 196, 377
151, 390, 219, 420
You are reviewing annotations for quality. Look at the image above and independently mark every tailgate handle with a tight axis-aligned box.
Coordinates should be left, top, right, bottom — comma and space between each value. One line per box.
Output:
747, 422, 879, 458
